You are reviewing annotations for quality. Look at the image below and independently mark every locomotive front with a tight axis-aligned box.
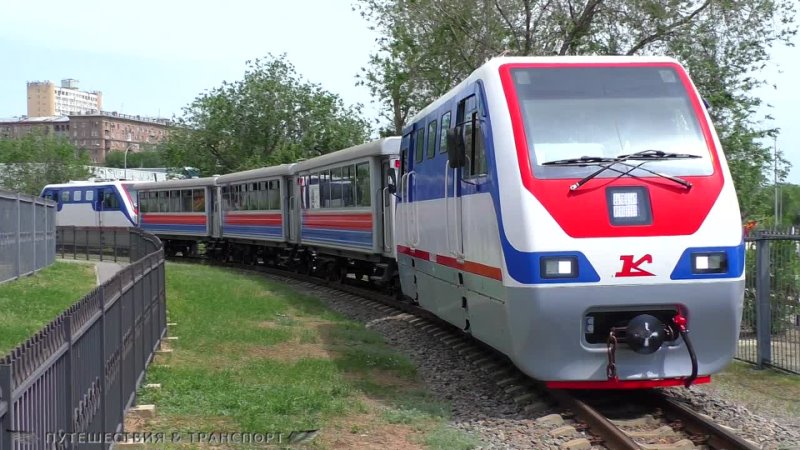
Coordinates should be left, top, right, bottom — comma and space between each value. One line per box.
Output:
491, 58, 745, 388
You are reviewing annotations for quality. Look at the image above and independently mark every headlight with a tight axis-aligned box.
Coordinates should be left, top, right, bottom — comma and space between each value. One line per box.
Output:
541, 256, 578, 279
692, 252, 727, 274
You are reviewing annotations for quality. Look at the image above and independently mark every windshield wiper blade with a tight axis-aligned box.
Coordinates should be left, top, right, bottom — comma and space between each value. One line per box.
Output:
616, 149, 701, 160
542, 156, 617, 166
569, 150, 694, 191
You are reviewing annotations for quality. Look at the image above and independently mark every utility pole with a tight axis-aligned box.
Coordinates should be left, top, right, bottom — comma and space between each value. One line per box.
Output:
774, 135, 780, 226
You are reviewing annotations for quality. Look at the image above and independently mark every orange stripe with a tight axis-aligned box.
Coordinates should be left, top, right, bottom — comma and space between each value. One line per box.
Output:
401, 246, 503, 281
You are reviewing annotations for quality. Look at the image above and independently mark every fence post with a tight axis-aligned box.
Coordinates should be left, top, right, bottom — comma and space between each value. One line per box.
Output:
31, 198, 36, 271
15, 193, 21, 280
63, 315, 74, 441
98, 286, 107, 437
1, 364, 14, 450
755, 236, 772, 369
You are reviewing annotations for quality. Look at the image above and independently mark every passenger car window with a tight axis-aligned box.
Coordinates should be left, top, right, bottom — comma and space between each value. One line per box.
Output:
193, 189, 205, 212
356, 162, 370, 207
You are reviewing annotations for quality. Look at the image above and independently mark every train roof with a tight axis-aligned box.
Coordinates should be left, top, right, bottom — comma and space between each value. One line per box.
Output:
133, 176, 218, 190
215, 164, 295, 184
42, 180, 139, 189
406, 55, 683, 129
293, 138, 401, 173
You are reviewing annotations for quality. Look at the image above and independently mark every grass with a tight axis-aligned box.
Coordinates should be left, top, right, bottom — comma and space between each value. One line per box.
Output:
136, 262, 478, 449
707, 360, 800, 420
0, 261, 96, 355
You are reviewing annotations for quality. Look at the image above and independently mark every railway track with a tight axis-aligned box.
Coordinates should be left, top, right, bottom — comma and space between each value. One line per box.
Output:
170, 256, 761, 450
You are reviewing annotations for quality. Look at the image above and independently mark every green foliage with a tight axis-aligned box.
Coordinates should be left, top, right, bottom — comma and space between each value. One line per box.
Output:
104, 148, 164, 169
0, 262, 97, 355
0, 132, 91, 195
355, 0, 797, 219
162, 54, 371, 176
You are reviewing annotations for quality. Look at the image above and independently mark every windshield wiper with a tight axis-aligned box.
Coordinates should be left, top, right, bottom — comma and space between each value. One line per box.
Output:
616, 149, 701, 160
543, 150, 697, 191
541, 155, 617, 166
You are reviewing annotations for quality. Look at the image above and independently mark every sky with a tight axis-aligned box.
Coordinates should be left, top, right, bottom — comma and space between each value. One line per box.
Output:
0, 0, 798, 182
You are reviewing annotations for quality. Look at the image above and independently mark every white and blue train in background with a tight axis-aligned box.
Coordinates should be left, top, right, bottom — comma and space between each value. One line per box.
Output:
42, 56, 745, 389
40, 181, 140, 228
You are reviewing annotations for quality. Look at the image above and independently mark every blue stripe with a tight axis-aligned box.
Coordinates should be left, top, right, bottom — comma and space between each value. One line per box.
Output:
301, 228, 372, 248
670, 242, 745, 280
142, 224, 207, 234
224, 225, 283, 237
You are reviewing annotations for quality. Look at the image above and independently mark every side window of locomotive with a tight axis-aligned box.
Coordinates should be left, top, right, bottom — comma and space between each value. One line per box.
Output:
73, 190, 82, 202
457, 94, 487, 178
414, 128, 425, 164
468, 108, 487, 177
439, 111, 451, 153
85, 190, 94, 202
426, 120, 437, 159
102, 188, 119, 210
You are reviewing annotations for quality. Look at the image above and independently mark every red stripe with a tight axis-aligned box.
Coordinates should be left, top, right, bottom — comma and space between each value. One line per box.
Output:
498, 62, 724, 238
225, 213, 283, 226
546, 376, 710, 390
399, 246, 502, 281
142, 214, 206, 225
303, 213, 373, 230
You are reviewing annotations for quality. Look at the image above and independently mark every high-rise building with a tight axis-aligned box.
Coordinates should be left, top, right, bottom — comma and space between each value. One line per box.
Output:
27, 79, 103, 116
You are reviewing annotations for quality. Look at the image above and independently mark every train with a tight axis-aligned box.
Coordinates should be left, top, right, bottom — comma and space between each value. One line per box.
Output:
46, 56, 746, 389
40, 180, 140, 227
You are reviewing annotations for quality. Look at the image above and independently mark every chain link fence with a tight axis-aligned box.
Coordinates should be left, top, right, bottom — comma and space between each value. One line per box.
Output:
0, 227, 165, 450
0, 190, 56, 284
738, 230, 800, 374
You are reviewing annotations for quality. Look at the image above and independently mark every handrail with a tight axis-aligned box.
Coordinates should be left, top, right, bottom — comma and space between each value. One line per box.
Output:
380, 187, 392, 252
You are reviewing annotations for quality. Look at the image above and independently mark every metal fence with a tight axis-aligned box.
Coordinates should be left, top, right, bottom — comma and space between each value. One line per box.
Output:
0, 227, 166, 450
737, 230, 800, 374
0, 190, 56, 284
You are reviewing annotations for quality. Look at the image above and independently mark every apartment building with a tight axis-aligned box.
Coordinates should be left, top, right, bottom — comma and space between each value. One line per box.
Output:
27, 79, 103, 116
68, 111, 170, 163
0, 116, 70, 139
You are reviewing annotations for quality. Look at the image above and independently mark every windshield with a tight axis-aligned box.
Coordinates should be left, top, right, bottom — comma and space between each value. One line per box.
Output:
121, 184, 139, 210
511, 65, 713, 178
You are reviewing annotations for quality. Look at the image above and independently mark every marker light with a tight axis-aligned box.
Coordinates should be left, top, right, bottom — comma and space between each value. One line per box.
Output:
606, 187, 652, 226
541, 256, 579, 279
692, 252, 727, 274
612, 192, 639, 218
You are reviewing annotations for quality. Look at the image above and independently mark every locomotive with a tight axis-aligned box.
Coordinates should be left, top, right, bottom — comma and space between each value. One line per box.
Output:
54, 56, 744, 389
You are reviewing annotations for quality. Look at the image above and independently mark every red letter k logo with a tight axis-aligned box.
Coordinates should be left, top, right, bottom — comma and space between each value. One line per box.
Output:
615, 254, 655, 277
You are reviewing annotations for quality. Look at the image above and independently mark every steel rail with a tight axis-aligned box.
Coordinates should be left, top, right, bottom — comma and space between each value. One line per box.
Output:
548, 389, 640, 450
654, 394, 758, 450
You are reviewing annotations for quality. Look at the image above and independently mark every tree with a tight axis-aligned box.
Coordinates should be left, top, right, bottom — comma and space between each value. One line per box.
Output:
104, 148, 165, 169
355, 0, 797, 218
0, 132, 91, 195
162, 54, 372, 176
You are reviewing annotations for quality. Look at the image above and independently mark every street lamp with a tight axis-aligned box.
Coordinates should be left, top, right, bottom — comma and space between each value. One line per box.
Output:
124, 145, 133, 180
124, 133, 132, 180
